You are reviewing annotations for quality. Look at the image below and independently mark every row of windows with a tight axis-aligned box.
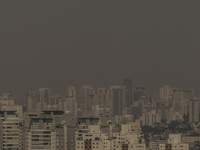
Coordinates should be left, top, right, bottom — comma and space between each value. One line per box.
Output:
113, 145, 144, 148
77, 142, 100, 145
77, 146, 99, 148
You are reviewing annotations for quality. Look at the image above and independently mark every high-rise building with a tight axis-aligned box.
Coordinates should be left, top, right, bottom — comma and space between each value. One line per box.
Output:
159, 85, 173, 107
65, 86, 76, 99
172, 87, 184, 112
26, 90, 37, 112
37, 88, 51, 112
122, 79, 133, 115
104, 89, 112, 108
25, 111, 68, 150
94, 88, 106, 106
50, 95, 62, 105
78, 86, 95, 117
189, 100, 200, 122
159, 85, 173, 100
110, 86, 122, 116
38, 88, 51, 104
44, 95, 63, 110
0, 110, 23, 150
64, 86, 77, 116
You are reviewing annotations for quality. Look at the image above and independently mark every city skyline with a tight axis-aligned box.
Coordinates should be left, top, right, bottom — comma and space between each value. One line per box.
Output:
1, 81, 199, 102
1, 0, 200, 149
1, 1, 200, 100
2, 81, 199, 106
0, 80, 199, 149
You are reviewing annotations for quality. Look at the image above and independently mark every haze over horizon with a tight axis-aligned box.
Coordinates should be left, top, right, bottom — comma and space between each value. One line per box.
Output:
0, 1, 200, 100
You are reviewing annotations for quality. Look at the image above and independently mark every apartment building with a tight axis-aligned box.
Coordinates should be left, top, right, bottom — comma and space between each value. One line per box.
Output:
0, 110, 23, 150
159, 134, 189, 150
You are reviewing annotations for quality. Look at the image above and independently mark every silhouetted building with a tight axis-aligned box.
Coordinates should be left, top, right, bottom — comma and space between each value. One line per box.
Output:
122, 79, 133, 115
26, 90, 38, 112
78, 86, 95, 117
134, 87, 146, 102
37, 88, 51, 112
110, 86, 122, 116
189, 100, 200, 122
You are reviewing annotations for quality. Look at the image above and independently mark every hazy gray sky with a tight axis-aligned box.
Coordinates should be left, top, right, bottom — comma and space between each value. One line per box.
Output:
0, 1, 200, 99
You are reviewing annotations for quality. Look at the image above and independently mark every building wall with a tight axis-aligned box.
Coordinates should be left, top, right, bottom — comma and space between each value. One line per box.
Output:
189, 100, 200, 122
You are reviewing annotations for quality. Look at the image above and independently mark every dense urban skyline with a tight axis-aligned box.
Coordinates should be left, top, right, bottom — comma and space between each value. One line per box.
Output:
1, 0, 200, 149
1, 1, 200, 100
1, 82, 199, 102
0, 80, 200, 149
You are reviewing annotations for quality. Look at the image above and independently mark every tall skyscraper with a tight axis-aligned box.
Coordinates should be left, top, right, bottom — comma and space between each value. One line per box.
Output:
47, 95, 63, 110
37, 88, 50, 112
0, 110, 23, 150
122, 79, 133, 115
110, 85, 122, 116
94, 88, 106, 106
65, 86, 76, 99
25, 111, 68, 150
64, 86, 77, 117
38, 88, 51, 104
189, 100, 200, 122
78, 86, 95, 117
159, 85, 173, 107
26, 90, 37, 112
172, 87, 184, 112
